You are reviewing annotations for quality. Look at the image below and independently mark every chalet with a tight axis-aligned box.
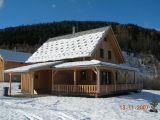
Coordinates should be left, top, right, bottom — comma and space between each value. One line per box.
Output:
5, 26, 143, 97
0, 49, 31, 82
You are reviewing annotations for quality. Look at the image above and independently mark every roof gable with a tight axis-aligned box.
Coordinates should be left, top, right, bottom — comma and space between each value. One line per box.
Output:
109, 28, 125, 63
26, 27, 110, 63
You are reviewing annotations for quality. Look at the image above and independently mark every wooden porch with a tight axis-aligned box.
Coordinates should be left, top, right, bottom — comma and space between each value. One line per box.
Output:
7, 64, 143, 97
49, 66, 143, 97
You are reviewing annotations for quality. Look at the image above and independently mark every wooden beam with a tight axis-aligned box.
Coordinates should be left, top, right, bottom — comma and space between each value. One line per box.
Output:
112, 70, 116, 92
52, 66, 99, 71
125, 71, 128, 89
95, 67, 100, 95
92, 67, 97, 75
52, 70, 54, 91
74, 69, 76, 85
52, 70, 58, 91
73, 69, 77, 92
53, 70, 58, 76
2, 66, 4, 82
9, 73, 12, 96
134, 71, 136, 84
30, 72, 34, 96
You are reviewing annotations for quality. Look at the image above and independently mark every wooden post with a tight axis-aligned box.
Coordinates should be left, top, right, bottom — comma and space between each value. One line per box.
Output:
9, 73, 12, 96
74, 69, 76, 85
2, 65, 4, 82
134, 71, 136, 84
74, 69, 76, 92
52, 70, 58, 92
96, 67, 100, 97
125, 71, 128, 90
113, 71, 116, 92
20, 74, 22, 92
52, 70, 54, 92
30, 72, 34, 96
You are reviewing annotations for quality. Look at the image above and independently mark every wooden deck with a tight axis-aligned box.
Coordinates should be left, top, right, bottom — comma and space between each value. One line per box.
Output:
52, 84, 143, 96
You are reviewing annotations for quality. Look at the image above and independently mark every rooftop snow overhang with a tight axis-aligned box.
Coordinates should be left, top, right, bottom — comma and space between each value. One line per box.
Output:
4, 61, 63, 74
5, 60, 138, 75
52, 60, 138, 71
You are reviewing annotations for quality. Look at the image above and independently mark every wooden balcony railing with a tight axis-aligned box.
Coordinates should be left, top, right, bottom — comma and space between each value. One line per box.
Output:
52, 84, 143, 95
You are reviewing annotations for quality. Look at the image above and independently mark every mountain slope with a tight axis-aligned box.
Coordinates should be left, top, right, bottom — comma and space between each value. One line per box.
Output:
0, 21, 160, 59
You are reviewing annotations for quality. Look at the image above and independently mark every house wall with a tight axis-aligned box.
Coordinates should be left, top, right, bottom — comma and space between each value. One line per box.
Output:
3, 61, 28, 82
21, 73, 30, 93
100, 69, 114, 84
34, 70, 52, 94
54, 70, 74, 85
115, 70, 138, 84
53, 69, 115, 85
76, 69, 96, 85
21, 70, 52, 94
92, 30, 123, 64
54, 69, 96, 85
0, 58, 4, 81
46, 68, 137, 86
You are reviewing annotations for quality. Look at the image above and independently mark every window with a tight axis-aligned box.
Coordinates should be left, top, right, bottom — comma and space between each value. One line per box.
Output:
107, 72, 111, 84
80, 70, 87, 80
92, 71, 96, 81
104, 37, 107, 41
100, 48, 104, 58
101, 72, 107, 84
115, 72, 118, 81
105, 51, 108, 60
101, 71, 112, 85
34, 74, 38, 79
108, 51, 112, 60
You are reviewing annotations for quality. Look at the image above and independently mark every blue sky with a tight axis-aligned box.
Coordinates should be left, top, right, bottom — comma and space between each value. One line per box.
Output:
0, 0, 159, 29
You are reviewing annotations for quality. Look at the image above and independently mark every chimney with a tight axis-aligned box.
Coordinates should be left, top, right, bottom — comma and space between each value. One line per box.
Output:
72, 26, 76, 35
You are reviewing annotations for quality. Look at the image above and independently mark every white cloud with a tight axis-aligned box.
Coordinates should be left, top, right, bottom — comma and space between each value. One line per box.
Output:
52, 4, 56, 8
0, 0, 4, 8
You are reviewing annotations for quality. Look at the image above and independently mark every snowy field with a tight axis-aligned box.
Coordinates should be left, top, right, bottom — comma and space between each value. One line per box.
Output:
0, 82, 160, 120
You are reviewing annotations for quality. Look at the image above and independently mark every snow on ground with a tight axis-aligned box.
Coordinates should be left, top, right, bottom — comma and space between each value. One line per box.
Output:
0, 82, 160, 120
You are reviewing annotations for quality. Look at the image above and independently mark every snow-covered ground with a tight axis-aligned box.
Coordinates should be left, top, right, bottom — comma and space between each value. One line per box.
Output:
0, 82, 160, 120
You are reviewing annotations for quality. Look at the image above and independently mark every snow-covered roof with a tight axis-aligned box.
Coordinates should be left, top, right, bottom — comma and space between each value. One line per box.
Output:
0, 49, 31, 62
53, 60, 138, 71
26, 27, 110, 63
5, 61, 62, 73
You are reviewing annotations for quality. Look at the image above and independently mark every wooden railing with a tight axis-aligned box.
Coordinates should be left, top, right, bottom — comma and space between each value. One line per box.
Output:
100, 84, 143, 94
53, 85, 97, 94
52, 84, 143, 95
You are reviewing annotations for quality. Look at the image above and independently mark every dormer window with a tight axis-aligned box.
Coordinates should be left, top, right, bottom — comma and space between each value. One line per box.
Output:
104, 37, 107, 41
108, 51, 112, 60
100, 48, 104, 58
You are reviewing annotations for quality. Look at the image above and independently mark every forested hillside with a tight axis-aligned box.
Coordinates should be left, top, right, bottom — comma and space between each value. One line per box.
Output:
0, 21, 160, 59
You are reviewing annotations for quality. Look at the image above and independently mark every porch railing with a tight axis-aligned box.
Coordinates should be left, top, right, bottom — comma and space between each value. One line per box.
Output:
53, 85, 97, 94
52, 84, 143, 95
100, 84, 143, 94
